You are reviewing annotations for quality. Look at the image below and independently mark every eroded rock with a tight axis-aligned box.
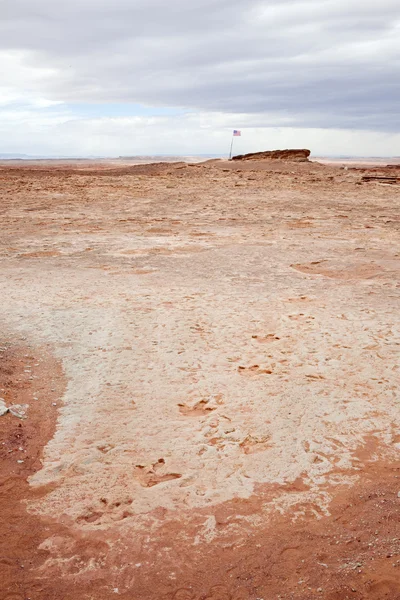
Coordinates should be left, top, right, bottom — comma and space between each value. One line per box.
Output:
232, 148, 311, 162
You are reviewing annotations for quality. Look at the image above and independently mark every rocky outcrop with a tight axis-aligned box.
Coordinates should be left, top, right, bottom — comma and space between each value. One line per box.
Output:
232, 149, 311, 162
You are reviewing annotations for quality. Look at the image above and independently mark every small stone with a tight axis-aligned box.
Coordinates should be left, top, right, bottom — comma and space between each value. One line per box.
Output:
17, 460, 24, 464
397, 491, 400, 498
9, 404, 29, 419
0, 399, 8, 417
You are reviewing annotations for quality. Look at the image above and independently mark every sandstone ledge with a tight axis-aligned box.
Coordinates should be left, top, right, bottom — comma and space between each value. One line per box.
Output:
232, 149, 311, 162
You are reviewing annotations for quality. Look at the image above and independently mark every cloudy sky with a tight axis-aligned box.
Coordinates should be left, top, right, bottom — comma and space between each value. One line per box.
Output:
1, 0, 400, 156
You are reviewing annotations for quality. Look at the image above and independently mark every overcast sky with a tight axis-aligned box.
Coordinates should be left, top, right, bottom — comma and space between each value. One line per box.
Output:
1, 0, 400, 156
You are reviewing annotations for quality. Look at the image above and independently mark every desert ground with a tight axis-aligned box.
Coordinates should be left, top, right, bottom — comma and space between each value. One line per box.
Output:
0, 157, 399, 600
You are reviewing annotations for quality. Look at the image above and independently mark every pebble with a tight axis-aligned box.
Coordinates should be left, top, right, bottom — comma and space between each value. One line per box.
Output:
9, 404, 29, 419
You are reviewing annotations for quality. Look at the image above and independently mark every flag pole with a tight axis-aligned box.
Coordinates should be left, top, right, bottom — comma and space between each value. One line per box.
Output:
229, 134, 234, 160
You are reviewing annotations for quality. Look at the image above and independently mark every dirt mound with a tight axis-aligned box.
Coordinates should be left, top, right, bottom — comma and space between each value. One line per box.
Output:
232, 148, 311, 162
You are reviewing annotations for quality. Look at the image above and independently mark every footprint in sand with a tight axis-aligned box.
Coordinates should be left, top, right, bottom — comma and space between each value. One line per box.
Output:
252, 333, 280, 342
134, 459, 182, 488
237, 365, 273, 375
178, 399, 217, 416
239, 434, 271, 454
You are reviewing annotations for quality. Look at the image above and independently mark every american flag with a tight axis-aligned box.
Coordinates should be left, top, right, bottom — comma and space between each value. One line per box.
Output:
233, 130, 241, 136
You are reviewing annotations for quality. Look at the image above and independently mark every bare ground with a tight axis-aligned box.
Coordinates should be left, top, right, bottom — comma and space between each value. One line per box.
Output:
0, 159, 399, 600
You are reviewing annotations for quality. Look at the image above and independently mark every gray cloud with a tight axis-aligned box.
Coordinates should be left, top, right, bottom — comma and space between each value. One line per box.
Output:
1, 0, 400, 131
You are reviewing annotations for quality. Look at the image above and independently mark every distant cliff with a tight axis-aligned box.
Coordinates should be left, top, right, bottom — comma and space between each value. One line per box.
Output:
232, 149, 311, 162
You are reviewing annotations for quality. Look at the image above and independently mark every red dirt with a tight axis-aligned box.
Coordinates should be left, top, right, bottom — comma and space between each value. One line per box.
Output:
0, 340, 66, 600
